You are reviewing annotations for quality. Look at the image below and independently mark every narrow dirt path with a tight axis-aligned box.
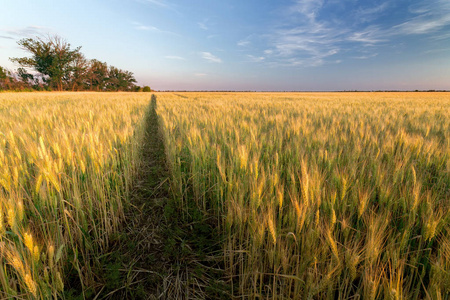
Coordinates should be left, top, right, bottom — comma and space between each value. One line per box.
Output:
99, 96, 170, 299
99, 96, 228, 299
123, 96, 170, 298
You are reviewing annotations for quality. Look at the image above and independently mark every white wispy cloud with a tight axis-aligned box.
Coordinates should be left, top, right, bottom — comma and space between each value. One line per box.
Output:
194, 73, 207, 76
355, 1, 391, 23
392, 14, 450, 35
348, 26, 385, 44
345, 3, 450, 48
4, 25, 50, 38
356, 1, 450, 40
354, 0, 450, 39
198, 22, 208, 30
430, 32, 450, 40
289, 0, 324, 22
264, 0, 351, 67
237, 40, 251, 47
247, 55, 265, 62
353, 53, 379, 60
423, 47, 450, 54
164, 55, 185, 60
132, 22, 178, 35
237, 35, 260, 48
267, 0, 343, 67
135, 0, 181, 15
137, 0, 169, 8
135, 25, 160, 31
200, 52, 222, 63
265, 0, 450, 67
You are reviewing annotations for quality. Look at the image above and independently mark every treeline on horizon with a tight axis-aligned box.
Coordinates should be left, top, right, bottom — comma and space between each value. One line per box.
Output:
0, 35, 150, 92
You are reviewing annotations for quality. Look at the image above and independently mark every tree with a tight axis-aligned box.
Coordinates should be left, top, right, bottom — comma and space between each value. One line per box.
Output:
87, 59, 108, 91
107, 66, 137, 91
0, 66, 7, 80
67, 52, 88, 91
142, 86, 151, 92
10, 35, 82, 91
17, 68, 34, 84
0, 66, 9, 90
0, 66, 35, 90
8, 35, 141, 92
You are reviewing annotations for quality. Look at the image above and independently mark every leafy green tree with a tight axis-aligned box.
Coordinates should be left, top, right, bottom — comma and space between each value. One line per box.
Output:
0, 66, 7, 80
67, 53, 89, 91
0, 66, 8, 90
8, 35, 142, 92
10, 35, 81, 91
107, 66, 137, 91
88, 59, 108, 91
0, 66, 35, 90
142, 86, 151, 92
17, 67, 34, 84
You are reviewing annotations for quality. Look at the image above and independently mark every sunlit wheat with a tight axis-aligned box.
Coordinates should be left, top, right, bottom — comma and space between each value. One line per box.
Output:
0, 92, 148, 298
157, 92, 450, 299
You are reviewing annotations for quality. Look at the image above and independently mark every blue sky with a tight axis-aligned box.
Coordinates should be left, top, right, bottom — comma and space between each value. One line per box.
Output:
1, 0, 450, 90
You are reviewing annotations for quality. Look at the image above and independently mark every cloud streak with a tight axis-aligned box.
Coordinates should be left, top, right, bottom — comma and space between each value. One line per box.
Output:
237, 40, 251, 47
392, 13, 450, 35
262, 0, 450, 67
135, 25, 160, 31
266, 0, 344, 67
3, 25, 50, 38
137, 0, 169, 8
247, 55, 265, 62
198, 22, 208, 30
200, 52, 222, 63
135, 0, 182, 15
132, 22, 178, 35
165, 55, 185, 60
354, 2, 391, 24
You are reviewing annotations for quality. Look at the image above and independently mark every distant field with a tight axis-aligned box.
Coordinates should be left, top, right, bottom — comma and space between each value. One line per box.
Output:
0, 92, 449, 299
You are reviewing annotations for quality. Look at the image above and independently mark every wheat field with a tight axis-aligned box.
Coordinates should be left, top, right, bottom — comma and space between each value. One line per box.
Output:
0, 92, 149, 298
157, 92, 449, 299
0, 92, 449, 299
